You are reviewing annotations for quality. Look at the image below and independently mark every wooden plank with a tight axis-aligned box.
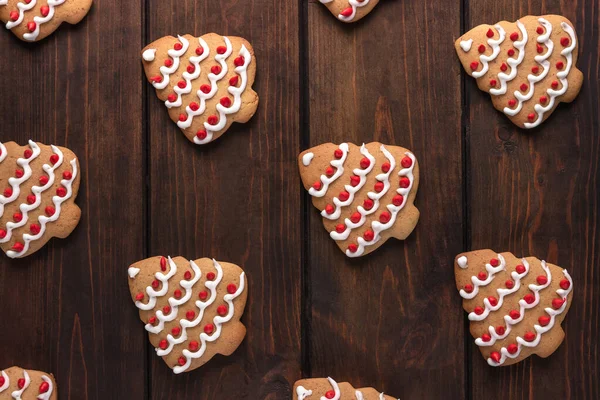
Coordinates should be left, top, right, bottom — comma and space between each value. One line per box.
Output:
465, 1, 600, 399
0, 1, 146, 399
145, 1, 302, 398
306, 1, 465, 398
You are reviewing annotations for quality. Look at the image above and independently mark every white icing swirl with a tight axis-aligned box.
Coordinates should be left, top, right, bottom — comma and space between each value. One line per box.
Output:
490, 21, 528, 96
23, 0, 67, 42
308, 143, 349, 198
472, 25, 506, 78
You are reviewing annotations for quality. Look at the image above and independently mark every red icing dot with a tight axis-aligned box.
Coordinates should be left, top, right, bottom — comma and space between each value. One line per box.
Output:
556, 61, 564, 70
363, 199, 374, 210
401, 156, 413, 168
510, 32, 519, 41
189, 102, 200, 112
178, 357, 186, 366
39, 381, 50, 394
473, 306, 484, 315
189, 341, 199, 351
160, 256, 167, 271
9, 11, 18, 21
495, 326, 505, 335
220, 97, 232, 108
217, 305, 228, 316
505, 279, 515, 289
196, 130, 207, 140
216, 45, 227, 54
489, 79, 497, 87
151, 279, 160, 289
27, 21, 36, 32
536, 275, 548, 285
27, 194, 36, 204
507, 48, 515, 57
227, 283, 238, 294
334, 149, 344, 159
148, 316, 157, 325
18, 378, 26, 389
363, 230, 375, 241
24, 149, 33, 159
174, 42, 183, 51
234, 56, 245, 67
187, 64, 196, 74
30, 224, 41, 235
184, 270, 192, 280
204, 323, 215, 334
325, 167, 335, 177
198, 290, 208, 300
532, 66, 540, 74
538, 316, 551, 326
487, 296, 498, 307
171, 326, 181, 336
508, 99, 517, 108
507, 343, 519, 354
399, 177, 410, 188
470, 61, 479, 71
392, 195, 404, 206
509, 310, 520, 320
379, 211, 391, 223
360, 157, 371, 169
11, 242, 24, 252
478, 44, 486, 53
523, 294, 535, 304
350, 212, 361, 224
477, 271, 487, 280
527, 113, 536, 121
324, 204, 334, 215
350, 175, 360, 187
211, 65, 222, 75
481, 333, 491, 342
500, 63, 508, 72
206, 272, 216, 281
150, 76, 163, 83
45, 206, 55, 217
173, 289, 182, 299
207, 115, 218, 125
515, 264, 526, 274
381, 162, 391, 172
490, 351, 501, 363
15, 169, 24, 178
0, 230, 6, 239
520, 83, 528, 92
177, 80, 186, 89
552, 298, 565, 309
13, 212, 23, 222
186, 310, 196, 320
486, 28, 494, 38
56, 187, 67, 197
159, 339, 168, 350
489, 258, 499, 267
50, 154, 59, 164
135, 292, 144, 301
39, 176, 49, 185
524, 331, 536, 342
312, 181, 322, 191
340, 7, 353, 17
348, 244, 358, 253
164, 59, 173, 68
200, 84, 211, 94
167, 94, 177, 103
551, 80, 559, 89
463, 284, 473, 293
339, 191, 350, 201
229, 76, 240, 86
560, 37, 570, 47
63, 171, 73, 180
536, 44, 544, 54
560, 279, 571, 290
374, 182, 384, 193
335, 224, 345, 233
536, 26, 544, 35
196, 46, 204, 56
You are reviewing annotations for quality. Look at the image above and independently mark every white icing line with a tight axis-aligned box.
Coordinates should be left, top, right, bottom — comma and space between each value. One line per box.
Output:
5, 0, 36, 30
302, 152, 314, 166
350, 152, 416, 257
135, 256, 178, 311
152, 35, 189, 90
36, 375, 53, 400
490, 20, 528, 96
524, 22, 577, 128
23, 0, 66, 42
7, 157, 78, 258
11, 370, 30, 399
0, 140, 41, 219
173, 267, 246, 374
472, 25, 506, 78
459, 254, 506, 300
308, 143, 349, 198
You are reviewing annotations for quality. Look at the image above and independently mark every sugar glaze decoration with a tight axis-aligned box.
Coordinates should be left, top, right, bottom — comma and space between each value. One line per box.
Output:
128, 256, 248, 374
293, 377, 400, 399
454, 250, 574, 366
455, 15, 583, 129
142, 33, 259, 145
299, 142, 419, 258
318, 0, 380, 23
0, 0, 93, 42
0, 366, 56, 399
0, 140, 81, 259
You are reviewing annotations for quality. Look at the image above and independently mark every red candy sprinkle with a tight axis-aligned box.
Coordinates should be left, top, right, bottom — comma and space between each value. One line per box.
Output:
200, 84, 211, 94
463, 284, 474, 293
360, 157, 371, 169
507, 48, 515, 57
0, 230, 6, 239
159, 339, 168, 350
363, 230, 375, 241
536, 275, 548, 285
24, 149, 33, 159
505, 279, 514, 289
186, 310, 196, 320
164, 59, 173, 68
312, 181, 322, 191
135, 292, 144, 301
9, 11, 18, 21
528, 113, 536, 121
399, 177, 410, 188
335, 224, 345, 233
350, 175, 360, 187
536, 26, 544, 35
532, 66, 540, 74
339, 191, 350, 201
184, 270, 192, 280
538, 316, 551, 326
325, 167, 335, 177
510, 32, 519, 41
189, 341, 199, 351
220, 97, 232, 108
507, 344, 519, 354
478, 44, 486, 53
198, 290, 208, 300
172, 326, 181, 336
207, 115, 218, 125
57, 187, 67, 197
515, 264, 526, 274
379, 211, 391, 223
207, 272, 216, 281
340, 7, 353, 17
167, 94, 177, 103
63, 171, 72, 180
27, 194, 36, 204
196, 130, 207, 140
148, 316, 157, 325
348, 244, 358, 253
187, 64, 196, 74
45, 206, 55, 216
524, 332, 536, 342
229, 76, 240, 86
12, 242, 24, 252
324, 204, 334, 215
160, 256, 167, 271
350, 212, 361, 224
174, 42, 183, 51
552, 80, 559, 89
15, 169, 24, 178
50, 154, 59, 164
523, 294, 535, 304
217, 305, 228, 316
177, 80, 186, 89
216, 45, 227, 54
495, 326, 506, 335
487, 296, 498, 307
151, 279, 160, 289
470, 61, 479, 71
401, 156, 413, 168
500, 63, 508, 72
509, 310, 520, 320
227, 283, 237, 294
363, 199, 374, 210
151, 76, 163, 83
490, 79, 497, 87
561, 37, 570, 47
486, 28, 494, 38
519, 83, 529, 92
334, 149, 343, 159
178, 357, 186, 366
18, 378, 26, 389
474, 306, 484, 315
556, 61, 564, 70
174, 289, 182, 299
392, 195, 404, 206
39, 381, 50, 393
477, 271, 487, 280
190, 102, 200, 111
211, 65, 222, 75
481, 333, 491, 342
13, 212, 22, 222
30, 224, 41, 235
536, 44, 544, 54
508, 99, 517, 108
39, 176, 49, 185
234, 56, 245, 67
490, 351, 501, 363
204, 323, 215, 334
490, 258, 499, 267
560, 279, 571, 290
552, 298, 565, 309
381, 162, 391, 172
326, 390, 336, 399
196, 46, 204, 56
374, 182, 384, 193
27, 21, 36, 32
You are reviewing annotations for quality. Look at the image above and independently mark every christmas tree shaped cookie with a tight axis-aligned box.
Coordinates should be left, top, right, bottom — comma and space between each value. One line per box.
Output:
319, 0, 379, 23
128, 256, 248, 374
455, 15, 583, 129
142, 33, 259, 145
454, 250, 573, 366
0, 0, 93, 42
0, 366, 57, 400
298, 142, 419, 258
294, 377, 399, 400
0, 140, 81, 259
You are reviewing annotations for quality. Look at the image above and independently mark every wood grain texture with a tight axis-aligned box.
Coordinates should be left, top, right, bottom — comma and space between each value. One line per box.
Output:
307, 1, 465, 399
0, 1, 146, 399
145, 1, 302, 398
465, 1, 600, 399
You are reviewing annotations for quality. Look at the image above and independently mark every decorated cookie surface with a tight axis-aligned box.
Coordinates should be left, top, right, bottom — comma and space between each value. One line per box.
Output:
142, 33, 259, 145
128, 256, 248, 374
0, 140, 81, 259
319, 0, 379, 23
454, 249, 573, 366
455, 15, 583, 129
0, 366, 57, 400
298, 142, 419, 258
0, 0, 93, 42
294, 377, 399, 400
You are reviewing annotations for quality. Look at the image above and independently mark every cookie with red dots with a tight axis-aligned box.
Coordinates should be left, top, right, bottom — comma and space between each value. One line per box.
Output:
0, 140, 81, 259
0, 0, 93, 42
319, 0, 379, 23
294, 377, 399, 400
142, 33, 259, 145
127, 256, 248, 374
298, 142, 419, 258
454, 249, 574, 367
0, 366, 57, 400
455, 15, 583, 129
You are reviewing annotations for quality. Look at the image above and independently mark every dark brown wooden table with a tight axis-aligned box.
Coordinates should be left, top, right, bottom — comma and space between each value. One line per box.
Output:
1, 0, 598, 399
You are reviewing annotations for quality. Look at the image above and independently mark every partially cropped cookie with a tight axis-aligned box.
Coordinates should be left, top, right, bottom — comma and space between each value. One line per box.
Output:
0, 140, 80, 259
142, 33, 259, 145
294, 377, 399, 400
319, 0, 379, 23
455, 15, 583, 129
0, 366, 57, 400
298, 142, 419, 258
0, 0, 93, 42
128, 256, 248, 374
454, 250, 573, 366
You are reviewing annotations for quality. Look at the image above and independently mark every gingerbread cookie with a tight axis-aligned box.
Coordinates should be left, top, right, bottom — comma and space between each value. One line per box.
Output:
0, 366, 57, 400
298, 142, 419, 258
142, 33, 259, 145
319, 0, 379, 23
294, 377, 399, 400
0, 0, 92, 42
455, 15, 583, 129
454, 250, 573, 366
0, 140, 80, 259
128, 256, 248, 374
